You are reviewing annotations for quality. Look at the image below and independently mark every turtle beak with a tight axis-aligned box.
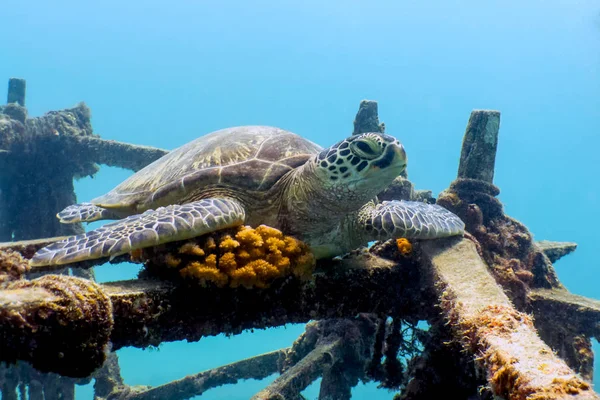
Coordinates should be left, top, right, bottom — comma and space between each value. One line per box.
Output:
395, 144, 407, 173
372, 142, 407, 175
398, 144, 408, 175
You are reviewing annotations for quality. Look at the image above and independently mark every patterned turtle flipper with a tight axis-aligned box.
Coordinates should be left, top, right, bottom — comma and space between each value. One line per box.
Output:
358, 200, 465, 241
57, 203, 124, 224
31, 198, 246, 266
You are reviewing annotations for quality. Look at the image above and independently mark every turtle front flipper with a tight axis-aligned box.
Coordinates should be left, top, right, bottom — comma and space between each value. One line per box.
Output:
31, 198, 246, 266
57, 203, 124, 223
357, 200, 464, 241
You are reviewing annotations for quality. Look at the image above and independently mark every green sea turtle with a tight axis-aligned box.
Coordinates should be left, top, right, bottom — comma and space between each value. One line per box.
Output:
30, 126, 464, 266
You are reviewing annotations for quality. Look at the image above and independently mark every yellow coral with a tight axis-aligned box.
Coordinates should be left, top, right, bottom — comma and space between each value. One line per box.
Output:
249, 248, 264, 259
237, 249, 251, 261
230, 265, 258, 288
396, 238, 412, 256
180, 261, 228, 287
204, 254, 217, 269
267, 254, 290, 271
219, 252, 237, 274
205, 237, 217, 251
256, 225, 283, 239
265, 237, 284, 255
235, 226, 264, 247
154, 225, 315, 288
164, 253, 181, 268
179, 242, 205, 256
284, 237, 302, 254
219, 235, 240, 251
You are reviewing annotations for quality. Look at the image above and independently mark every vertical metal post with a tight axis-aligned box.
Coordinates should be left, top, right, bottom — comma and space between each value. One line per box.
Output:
457, 110, 501, 183
7, 78, 26, 106
353, 100, 385, 135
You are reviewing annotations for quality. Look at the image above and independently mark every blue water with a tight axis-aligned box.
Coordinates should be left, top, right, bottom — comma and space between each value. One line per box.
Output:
2, 0, 599, 398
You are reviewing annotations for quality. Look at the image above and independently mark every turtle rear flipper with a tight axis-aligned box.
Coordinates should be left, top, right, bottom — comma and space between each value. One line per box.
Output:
57, 203, 124, 224
358, 200, 465, 241
31, 198, 246, 266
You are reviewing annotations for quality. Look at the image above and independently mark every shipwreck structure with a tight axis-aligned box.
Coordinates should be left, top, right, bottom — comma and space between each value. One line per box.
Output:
0, 78, 597, 400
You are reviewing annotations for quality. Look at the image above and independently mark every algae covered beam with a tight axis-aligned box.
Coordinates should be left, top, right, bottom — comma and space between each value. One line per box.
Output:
536, 240, 578, 263
529, 288, 600, 380
419, 237, 598, 400
0, 275, 113, 378
252, 317, 377, 400
106, 251, 430, 350
529, 288, 600, 340
252, 341, 337, 400
0, 237, 69, 260
0, 250, 431, 377
64, 136, 168, 172
127, 349, 288, 400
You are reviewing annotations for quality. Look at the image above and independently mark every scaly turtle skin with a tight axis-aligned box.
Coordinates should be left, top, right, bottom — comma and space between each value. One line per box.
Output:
31, 126, 464, 266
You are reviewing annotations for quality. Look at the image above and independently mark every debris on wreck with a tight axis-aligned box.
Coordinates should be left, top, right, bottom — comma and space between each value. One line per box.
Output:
1, 79, 599, 400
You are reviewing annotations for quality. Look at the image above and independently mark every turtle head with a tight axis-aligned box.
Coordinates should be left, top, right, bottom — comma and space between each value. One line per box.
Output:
312, 132, 407, 208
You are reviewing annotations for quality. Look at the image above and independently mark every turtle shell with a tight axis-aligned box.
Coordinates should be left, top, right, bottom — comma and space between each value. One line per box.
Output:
91, 126, 323, 209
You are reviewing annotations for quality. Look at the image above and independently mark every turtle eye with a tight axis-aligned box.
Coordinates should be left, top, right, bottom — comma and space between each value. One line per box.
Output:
350, 139, 381, 160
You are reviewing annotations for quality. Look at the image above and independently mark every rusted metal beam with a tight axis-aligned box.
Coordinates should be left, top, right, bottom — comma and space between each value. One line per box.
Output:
536, 240, 578, 263
419, 237, 597, 400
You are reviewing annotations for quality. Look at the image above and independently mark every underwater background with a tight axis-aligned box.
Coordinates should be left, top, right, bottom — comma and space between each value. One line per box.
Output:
1, 0, 599, 398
